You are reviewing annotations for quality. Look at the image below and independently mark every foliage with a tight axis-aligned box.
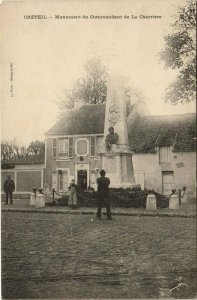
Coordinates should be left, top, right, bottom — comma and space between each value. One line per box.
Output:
1, 139, 45, 162
1, 139, 28, 162
59, 58, 108, 116
58, 58, 147, 118
46, 189, 169, 208
159, 0, 196, 104
27, 140, 45, 155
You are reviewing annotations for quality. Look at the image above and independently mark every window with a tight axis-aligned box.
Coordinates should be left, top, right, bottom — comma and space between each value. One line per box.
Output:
159, 146, 171, 164
52, 169, 69, 191
59, 139, 69, 157
52, 139, 57, 157
58, 138, 73, 158
90, 136, 96, 157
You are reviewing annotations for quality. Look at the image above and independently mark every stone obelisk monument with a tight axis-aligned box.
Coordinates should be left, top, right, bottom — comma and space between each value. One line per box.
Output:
101, 75, 138, 189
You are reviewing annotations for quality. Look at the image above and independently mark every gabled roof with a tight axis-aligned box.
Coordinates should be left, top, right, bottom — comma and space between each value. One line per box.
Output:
129, 113, 196, 153
46, 104, 105, 135
1, 154, 45, 166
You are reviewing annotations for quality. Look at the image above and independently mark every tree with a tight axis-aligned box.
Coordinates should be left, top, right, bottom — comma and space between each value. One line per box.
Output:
59, 58, 108, 116
1, 139, 29, 162
1, 141, 15, 162
159, 0, 196, 104
27, 140, 45, 156
1, 140, 45, 162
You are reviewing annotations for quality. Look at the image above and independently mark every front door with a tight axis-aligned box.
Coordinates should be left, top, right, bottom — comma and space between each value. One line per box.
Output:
77, 170, 87, 190
162, 171, 174, 196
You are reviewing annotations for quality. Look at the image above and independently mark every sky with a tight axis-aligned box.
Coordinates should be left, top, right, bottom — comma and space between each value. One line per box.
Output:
1, 0, 195, 145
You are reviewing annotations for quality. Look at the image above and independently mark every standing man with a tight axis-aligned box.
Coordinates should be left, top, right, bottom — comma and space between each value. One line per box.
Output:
3, 175, 15, 205
97, 170, 112, 220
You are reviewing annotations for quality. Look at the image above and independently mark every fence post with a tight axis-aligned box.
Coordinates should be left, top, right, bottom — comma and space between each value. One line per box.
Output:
178, 189, 181, 205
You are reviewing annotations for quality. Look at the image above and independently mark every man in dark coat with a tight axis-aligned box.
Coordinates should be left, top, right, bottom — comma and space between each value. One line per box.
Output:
97, 170, 112, 220
3, 175, 15, 204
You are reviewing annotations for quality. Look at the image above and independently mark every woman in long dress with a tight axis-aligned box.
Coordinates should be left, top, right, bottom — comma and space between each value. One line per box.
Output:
68, 179, 78, 209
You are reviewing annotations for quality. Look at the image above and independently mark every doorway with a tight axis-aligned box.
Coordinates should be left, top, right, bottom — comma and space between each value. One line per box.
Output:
77, 170, 87, 190
162, 171, 174, 195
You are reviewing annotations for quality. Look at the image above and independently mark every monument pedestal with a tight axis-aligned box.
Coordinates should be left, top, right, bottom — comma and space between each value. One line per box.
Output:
101, 145, 140, 189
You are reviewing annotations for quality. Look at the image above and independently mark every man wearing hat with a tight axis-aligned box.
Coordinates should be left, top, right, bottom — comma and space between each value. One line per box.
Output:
97, 170, 112, 220
3, 175, 15, 205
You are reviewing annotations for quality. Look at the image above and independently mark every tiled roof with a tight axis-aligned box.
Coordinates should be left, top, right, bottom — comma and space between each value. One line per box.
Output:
46, 104, 105, 135
2, 154, 45, 166
129, 113, 196, 153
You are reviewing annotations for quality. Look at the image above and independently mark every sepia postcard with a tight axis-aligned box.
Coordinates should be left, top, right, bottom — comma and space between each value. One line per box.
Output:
1, 0, 196, 299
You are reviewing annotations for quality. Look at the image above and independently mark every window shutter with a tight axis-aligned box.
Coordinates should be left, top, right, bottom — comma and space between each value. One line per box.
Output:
52, 171, 58, 190
96, 136, 104, 154
90, 136, 96, 157
159, 146, 170, 164
52, 139, 57, 158
69, 137, 73, 157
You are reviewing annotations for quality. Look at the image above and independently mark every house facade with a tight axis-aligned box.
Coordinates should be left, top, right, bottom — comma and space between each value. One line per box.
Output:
45, 105, 105, 192
45, 104, 196, 199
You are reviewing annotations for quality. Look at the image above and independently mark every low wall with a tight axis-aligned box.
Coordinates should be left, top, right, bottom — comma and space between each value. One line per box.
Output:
1, 168, 44, 194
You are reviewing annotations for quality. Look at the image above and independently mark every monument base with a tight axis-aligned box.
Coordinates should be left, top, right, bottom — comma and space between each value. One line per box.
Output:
101, 145, 141, 190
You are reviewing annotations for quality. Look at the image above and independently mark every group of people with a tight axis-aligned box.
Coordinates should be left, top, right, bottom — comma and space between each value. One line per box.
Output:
67, 170, 112, 219
4, 172, 188, 218
3, 171, 112, 219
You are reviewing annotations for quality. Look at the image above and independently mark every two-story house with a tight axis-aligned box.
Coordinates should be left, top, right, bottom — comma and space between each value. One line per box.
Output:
45, 104, 105, 192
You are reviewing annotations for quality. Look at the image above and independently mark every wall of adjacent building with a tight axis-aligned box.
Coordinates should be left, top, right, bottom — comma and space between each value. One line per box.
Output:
1, 164, 44, 195
133, 150, 196, 198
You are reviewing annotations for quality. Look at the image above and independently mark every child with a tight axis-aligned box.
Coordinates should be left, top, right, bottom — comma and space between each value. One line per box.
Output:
68, 179, 78, 209
181, 186, 188, 204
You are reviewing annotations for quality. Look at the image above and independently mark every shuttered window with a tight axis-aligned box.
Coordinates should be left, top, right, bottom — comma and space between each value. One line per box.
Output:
59, 139, 69, 157
58, 138, 73, 158
159, 146, 171, 164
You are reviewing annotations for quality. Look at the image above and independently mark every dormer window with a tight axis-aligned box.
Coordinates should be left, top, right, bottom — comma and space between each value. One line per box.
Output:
159, 146, 171, 164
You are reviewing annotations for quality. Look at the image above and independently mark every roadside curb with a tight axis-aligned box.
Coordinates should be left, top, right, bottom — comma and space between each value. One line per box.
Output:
1, 207, 196, 218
